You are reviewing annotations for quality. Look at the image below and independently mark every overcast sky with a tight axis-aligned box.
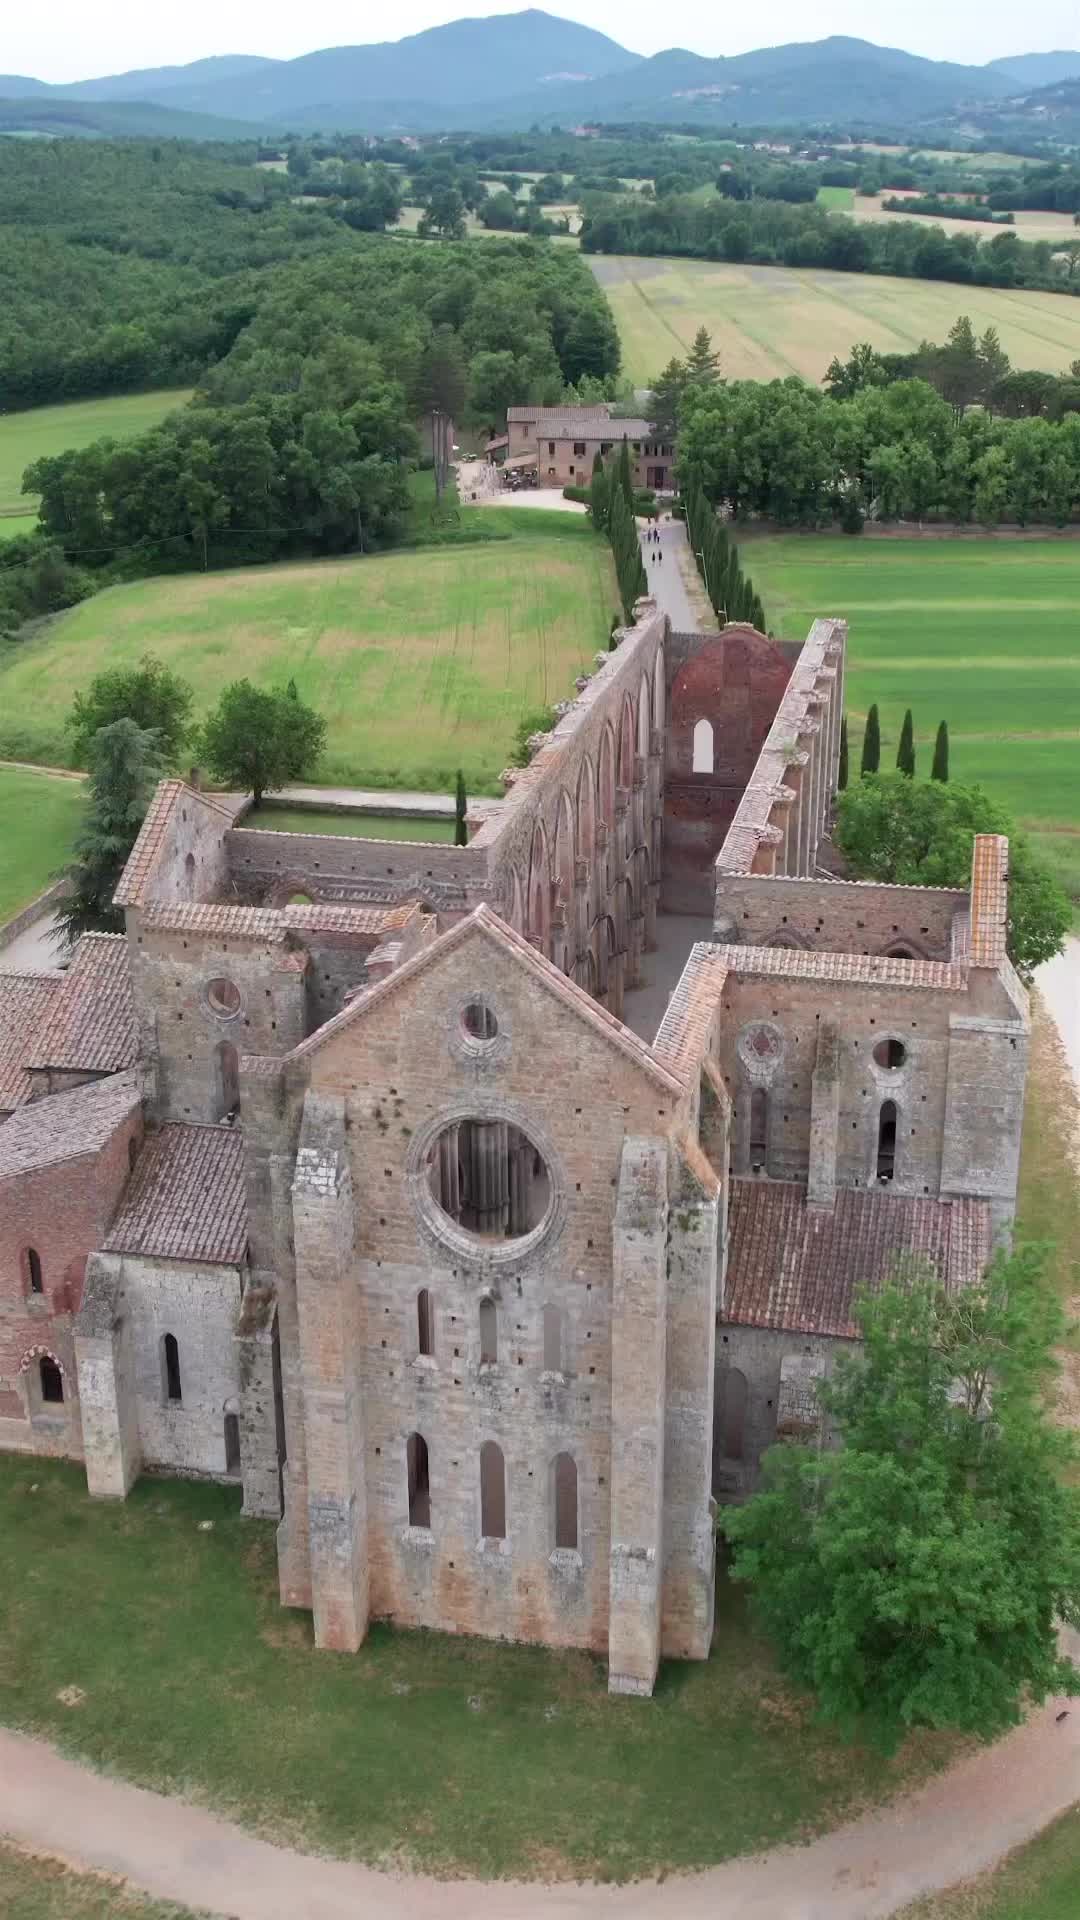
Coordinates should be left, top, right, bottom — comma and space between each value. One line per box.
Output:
10, 0, 1080, 84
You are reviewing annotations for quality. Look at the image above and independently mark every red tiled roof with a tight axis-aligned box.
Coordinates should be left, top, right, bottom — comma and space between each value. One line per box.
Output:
113, 780, 235, 908
139, 900, 418, 943
716, 943, 965, 992
725, 1179, 991, 1339
25, 934, 136, 1074
104, 1122, 247, 1265
969, 834, 1009, 969
0, 1069, 141, 1178
0, 970, 63, 1111
651, 943, 728, 1074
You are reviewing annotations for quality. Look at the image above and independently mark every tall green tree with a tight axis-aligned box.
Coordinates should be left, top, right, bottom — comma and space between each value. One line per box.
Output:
67, 655, 193, 769
454, 769, 468, 847
615, 438, 634, 514
200, 680, 326, 808
896, 708, 915, 777
838, 716, 849, 790
58, 719, 162, 942
650, 356, 686, 439
725, 1251, 1080, 1752
417, 184, 466, 239
860, 704, 881, 776
932, 720, 950, 782
588, 450, 609, 533
835, 771, 1069, 976
684, 325, 721, 386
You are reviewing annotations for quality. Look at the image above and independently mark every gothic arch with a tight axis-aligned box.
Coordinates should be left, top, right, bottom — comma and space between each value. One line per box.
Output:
763, 926, 811, 950
527, 821, 552, 956
652, 642, 666, 738
879, 937, 930, 961
638, 671, 652, 759
597, 724, 616, 829
575, 754, 596, 861
554, 791, 576, 972
507, 863, 525, 934
618, 694, 636, 791
590, 913, 617, 1004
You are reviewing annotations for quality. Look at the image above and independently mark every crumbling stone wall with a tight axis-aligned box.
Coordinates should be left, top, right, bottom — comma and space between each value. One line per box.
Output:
713, 874, 967, 961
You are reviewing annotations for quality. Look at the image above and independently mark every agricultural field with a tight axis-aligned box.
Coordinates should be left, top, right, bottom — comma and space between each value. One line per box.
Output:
0, 1841, 196, 1920
0, 765, 85, 922
0, 388, 193, 520
852, 195, 1080, 242
0, 520, 617, 793
816, 185, 855, 211
243, 806, 457, 841
590, 254, 1080, 383
901, 1805, 1080, 1919
742, 535, 1080, 904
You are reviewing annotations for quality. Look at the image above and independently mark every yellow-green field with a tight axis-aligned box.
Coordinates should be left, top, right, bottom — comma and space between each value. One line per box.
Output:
0, 389, 193, 519
852, 196, 1080, 242
590, 254, 1080, 383
0, 765, 85, 921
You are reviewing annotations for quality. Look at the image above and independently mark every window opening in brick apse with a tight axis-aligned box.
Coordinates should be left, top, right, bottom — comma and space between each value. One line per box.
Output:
692, 717, 714, 773
426, 1118, 550, 1242
873, 1037, 907, 1069
224, 1412, 241, 1476
163, 1333, 183, 1403
417, 1288, 435, 1358
40, 1357, 64, 1405
877, 1100, 898, 1183
749, 1090, 768, 1169
479, 1296, 498, 1365
554, 1452, 578, 1549
480, 1439, 506, 1539
27, 1248, 43, 1295
407, 1432, 430, 1526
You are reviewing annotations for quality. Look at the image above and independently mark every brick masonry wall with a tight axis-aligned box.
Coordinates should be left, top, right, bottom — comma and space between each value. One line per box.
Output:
109, 1252, 246, 1478
714, 874, 967, 960
715, 1324, 845, 1498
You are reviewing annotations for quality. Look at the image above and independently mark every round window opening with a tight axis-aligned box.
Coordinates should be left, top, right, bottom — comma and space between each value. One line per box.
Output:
873, 1037, 907, 1071
205, 977, 241, 1018
462, 1000, 498, 1044
425, 1117, 551, 1244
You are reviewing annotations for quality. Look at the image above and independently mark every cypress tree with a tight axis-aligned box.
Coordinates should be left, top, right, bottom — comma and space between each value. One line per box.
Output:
896, 708, 915, 777
838, 716, 849, 790
861, 704, 881, 776
588, 450, 608, 534
932, 720, 950, 782
454, 768, 468, 846
615, 438, 634, 513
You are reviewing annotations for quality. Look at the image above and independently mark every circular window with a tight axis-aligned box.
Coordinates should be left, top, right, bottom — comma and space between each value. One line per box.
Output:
205, 977, 241, 1019
873, 1037, 907, 1070
462, 1000, 498, 1044
424, 1116, 552, 1248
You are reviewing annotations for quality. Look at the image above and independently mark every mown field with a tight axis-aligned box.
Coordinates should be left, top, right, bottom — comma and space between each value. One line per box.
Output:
590, 254, 1080, 383
0, 765, 85, 922
901, 1805, 1080, 1920
743, 535, 1080, 904
0, 1841, 197, 1920
0, 388, 192, 520
0, 517, 617, 792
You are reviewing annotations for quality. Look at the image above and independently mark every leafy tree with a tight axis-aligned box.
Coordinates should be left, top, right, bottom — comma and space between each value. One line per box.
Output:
933, 316, 983, 419
649, 356, 686, 440
57, 719, 162, 941
454, 769, 468, 847
67, 654, 193, 769
479, 190, 519, 231
418, 185, 467, 240
724, 1250, 1080, 1752
932, 720, 950, 782
562, 303, 620, 385
860, 704, 881, 776
835, 771, 1069, 976
977, 325, 1010, 408
200, 680, 326, 807
838, 715, 848, 790
684, 325, 721, 386
896, 708, 915, 777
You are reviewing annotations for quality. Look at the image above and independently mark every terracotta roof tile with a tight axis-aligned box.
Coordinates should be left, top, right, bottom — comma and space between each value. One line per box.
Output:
104, 1122, 247, 1264
716, 944, 965, 992
725, 1179, 991, 1339
506, 405, 611, 423
651, 943, 728, 1073
139, 900, 417, 943
0, 970, 63, 1111
0, 1069, 141, 1179
26, 934, 136, 1074
718, 618, 845, 876
113, 780, 235, 908
969, 834, 1010, 969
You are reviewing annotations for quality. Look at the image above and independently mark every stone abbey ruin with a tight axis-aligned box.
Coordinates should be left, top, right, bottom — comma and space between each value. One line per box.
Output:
0, 600, 1027, 1696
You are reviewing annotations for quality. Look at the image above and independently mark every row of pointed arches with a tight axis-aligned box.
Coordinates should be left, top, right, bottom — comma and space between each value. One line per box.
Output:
406, 1434, 579, 1549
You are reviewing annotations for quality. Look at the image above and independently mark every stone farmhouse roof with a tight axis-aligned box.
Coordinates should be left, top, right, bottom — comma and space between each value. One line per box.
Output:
725, 1179, 991, 1340
0, 969, 63, 1111
551, 418, 658, 442
506, 405, 611, 424
104, 1122, 247, 1266
25, 933, 137, 1075
0, 1069, 141, 1180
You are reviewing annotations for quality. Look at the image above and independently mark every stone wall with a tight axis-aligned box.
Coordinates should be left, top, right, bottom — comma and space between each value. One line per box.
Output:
715, 1324, 842, 1498
713, 874, 967, 961
225, 826, 486, 916
101, 1251, 246, 1479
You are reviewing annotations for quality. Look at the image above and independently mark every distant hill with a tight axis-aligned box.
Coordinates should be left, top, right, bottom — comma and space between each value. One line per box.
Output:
986, 51, 1080, 88
0, 95, 280, 140
61, 54, 280, 104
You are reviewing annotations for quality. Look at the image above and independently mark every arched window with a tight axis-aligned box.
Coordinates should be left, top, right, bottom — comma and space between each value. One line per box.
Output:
407, 1432, 430, 1527
479, 1297, 498, 1366
877, 1101, 897, 1183
26, 1248, 43, 1296
216, 1040, 239, 1119
692, 717, 713, 773
554, 1452, 578, 1550
480, 1439, 506, 1540
749, 1089, 768, 1168
542, 1303, 562, 1374
224, 1412, 241, 1476
39, 1356, 64, 1405
884, 943, 917, 960
184, 851, 196, 898
127, 1137, 138, 1175
163, 1333, 182, 1404
417, 1288, 434, 1358
722, 1368, 748, 1461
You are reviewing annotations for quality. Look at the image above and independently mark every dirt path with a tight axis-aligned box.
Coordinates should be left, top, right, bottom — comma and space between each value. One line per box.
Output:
3, 1652, 1079, 1920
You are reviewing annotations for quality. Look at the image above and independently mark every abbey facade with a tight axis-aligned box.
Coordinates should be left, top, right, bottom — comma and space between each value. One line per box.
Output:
0, 600, 1028, 1696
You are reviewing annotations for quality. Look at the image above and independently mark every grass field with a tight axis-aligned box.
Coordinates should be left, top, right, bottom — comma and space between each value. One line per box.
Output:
817, 185, 855, 211
244, 807, 457, 841
852, 196, 1080, 243
901, 1806, 1080, 1918
0, 389, 193, 519
742, 535, 1080, 905
0, 766, 85, 922
589, 254, 1080, 383
0, 522, 617, 792
0, 1842, 198, 1920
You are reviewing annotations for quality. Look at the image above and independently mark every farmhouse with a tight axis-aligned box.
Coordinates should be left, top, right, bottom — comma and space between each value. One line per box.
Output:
0, 600, 1027, 1697
505, 403, 676, 491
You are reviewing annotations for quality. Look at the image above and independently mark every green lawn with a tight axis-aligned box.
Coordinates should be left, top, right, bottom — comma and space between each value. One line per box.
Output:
0, 1843, 200, 1920
743, 535, 1080, 903
0, 525, 616, 793
0, 512, 38, 541
816, 185, 855, 210
900, 1806, 1080, 1919
244, 807, 457, 841
0, 766, 84, 922
0, 389, 192, 518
